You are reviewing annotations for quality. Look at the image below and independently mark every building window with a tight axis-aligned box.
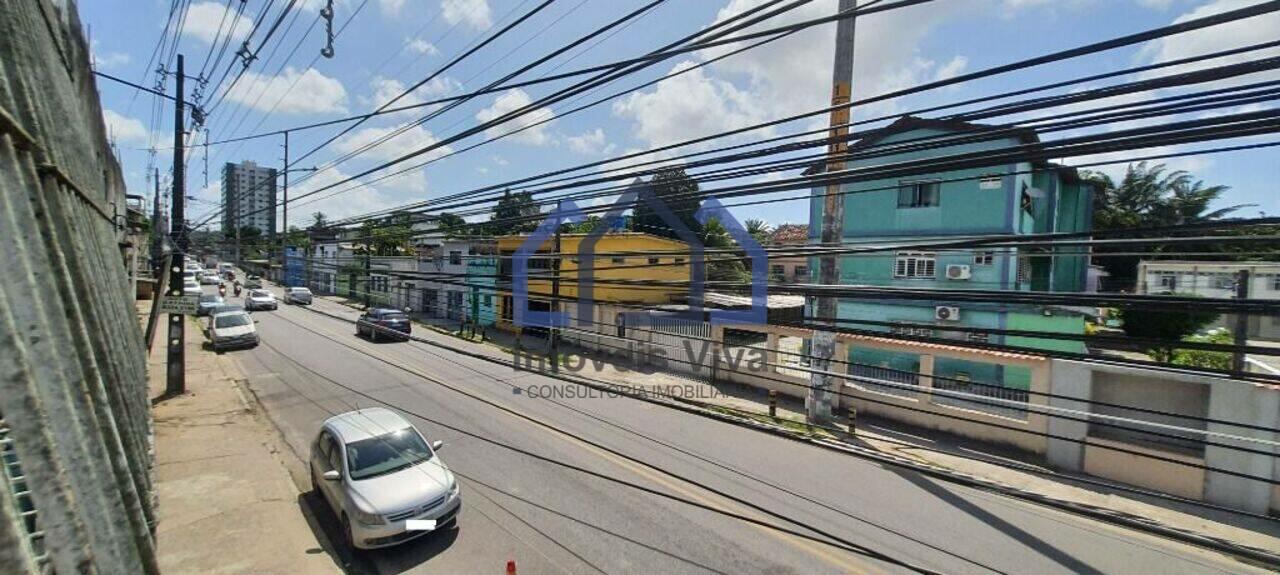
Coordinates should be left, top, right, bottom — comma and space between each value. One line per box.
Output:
770, 264, 785, 279
889, 324, 933, 338
611, 257, 625, 264
674, 258, 685, 264
648, 257, 660, 265
449, 251, 462, 265
979, 175, 1002, 190
897, 181, 940, 208
483, 295, 492, 306
1157, 272, 1177, 291
794, 265, 808, 278
966, 331, 989, 343
973, 251, 994, 266
893, 252, 936, 279
1272, 274, 1280, 291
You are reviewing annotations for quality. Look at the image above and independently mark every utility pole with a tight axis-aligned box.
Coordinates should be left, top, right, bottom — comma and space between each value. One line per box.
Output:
150, 167, 162, 275
1232, 268, 1251, 374
281, 131, 289, 284
364, 237, 372, 308
550, 199, 562, 373
166, 54, 187, 396
808, 0, 857, 424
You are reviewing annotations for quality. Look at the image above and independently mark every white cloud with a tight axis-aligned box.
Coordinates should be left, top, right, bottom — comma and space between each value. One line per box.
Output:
102, 110, 150, 143
91, 41, 130, 69
224, 67, 348, 114
334, 124, 454, 164
407, 38, 440, 56
614, 0, 966, 149
474, 89, 556, 145
565, 128, 616, 155
181, 1, 254, 45
441, 0, 492, 30
362, 76, 462, 117
1136, 0, 1280, 83
292, 167, 401, 221
934, 56, 969, 82
379, 0, 407, 17
1134, 0, 1176, 9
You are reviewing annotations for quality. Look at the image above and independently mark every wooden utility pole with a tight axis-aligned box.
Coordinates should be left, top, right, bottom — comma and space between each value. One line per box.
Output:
808, 0, 857, 424
166, 54, 187, 396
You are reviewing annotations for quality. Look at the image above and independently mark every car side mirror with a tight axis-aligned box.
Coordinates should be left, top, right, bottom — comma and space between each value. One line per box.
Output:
254, 319, 260, 324
431, 440, 443, 451
404, 307, 413, 314
322, 470, 340, 481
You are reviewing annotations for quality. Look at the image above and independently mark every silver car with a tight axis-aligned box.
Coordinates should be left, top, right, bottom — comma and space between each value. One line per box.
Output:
283, 286, 313, 305
244, 289, 277, 311
207, 310, 259, 351
309, 408, 460, 550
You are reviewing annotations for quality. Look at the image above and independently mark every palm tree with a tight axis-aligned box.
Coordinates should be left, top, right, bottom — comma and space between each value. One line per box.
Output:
744, 218, 772, 244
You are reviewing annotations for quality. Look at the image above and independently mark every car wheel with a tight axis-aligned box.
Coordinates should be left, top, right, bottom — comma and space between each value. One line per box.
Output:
371, 328, 380, 342
341, 513, 357, 553
309, 465, 320, 496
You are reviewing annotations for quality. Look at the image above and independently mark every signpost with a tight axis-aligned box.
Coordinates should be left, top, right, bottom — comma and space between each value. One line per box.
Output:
160, 293, 200, 315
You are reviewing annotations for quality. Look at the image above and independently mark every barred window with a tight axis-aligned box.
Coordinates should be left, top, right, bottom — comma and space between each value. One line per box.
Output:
894, 252, 936, 279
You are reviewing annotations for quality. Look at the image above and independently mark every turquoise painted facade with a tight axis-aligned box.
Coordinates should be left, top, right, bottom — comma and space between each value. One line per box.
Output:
807, 117, 1095, 390
465, 256, 498, 326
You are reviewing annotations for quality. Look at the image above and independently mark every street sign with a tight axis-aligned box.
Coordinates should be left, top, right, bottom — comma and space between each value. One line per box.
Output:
159, 294, 200, 315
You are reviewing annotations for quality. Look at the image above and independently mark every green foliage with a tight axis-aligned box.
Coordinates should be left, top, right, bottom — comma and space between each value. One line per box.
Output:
1116, 292, 1220, 362
703, 217, 750, 284
359, 214, 414, 256
744, 218, 772, 244
489, 189, 540, 234
1170, 329, 1232, 371
437, 212, 468, 237
1082, 161, 1254, 289
632, 167, 702, 240
310, 211, 329, 229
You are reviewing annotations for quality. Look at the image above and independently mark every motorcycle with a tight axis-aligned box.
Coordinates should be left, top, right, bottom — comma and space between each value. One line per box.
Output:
233, 283, 242, 297
217, 283, 227, 297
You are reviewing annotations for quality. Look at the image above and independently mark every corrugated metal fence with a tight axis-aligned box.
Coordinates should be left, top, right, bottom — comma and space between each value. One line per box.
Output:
0, 1, 157, 573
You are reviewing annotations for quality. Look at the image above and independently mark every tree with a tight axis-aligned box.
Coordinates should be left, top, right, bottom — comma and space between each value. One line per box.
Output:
489, 189, 540, 234
1114, 294, 1219, 363
310, 211, 329, 230
631, 167, 702, 240
702, 216, 750, 284
437, 212, 467, 237
744, 218, 772, 244
1082, 162, 1251, 289
359, 214, 414, 256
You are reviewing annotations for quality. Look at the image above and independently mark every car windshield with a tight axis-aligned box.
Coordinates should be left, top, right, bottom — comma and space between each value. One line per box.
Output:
250, 290, 271, 297
345, 428, 433, 480
200, 294, 222, 303
290, 288, 311, 294
214, 314, 250, 328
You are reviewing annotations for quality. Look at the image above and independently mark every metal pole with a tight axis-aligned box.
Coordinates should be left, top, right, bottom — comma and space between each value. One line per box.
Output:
166, 54, 187, 396
1232, 269, 1251, 374
808, 0, 857, 424
551, 200, 562, 373
151, 167, 162, 275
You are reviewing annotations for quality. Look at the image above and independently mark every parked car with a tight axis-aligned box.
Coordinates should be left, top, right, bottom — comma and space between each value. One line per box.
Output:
283, 287, 313, 305
309, 408, 460, 550
183, 279, 202, 296
357, 309, 412, 341
207, 310, 259, 351
244, 275, 263, 289
245, 289, 277, 311
197, 293, 225, 316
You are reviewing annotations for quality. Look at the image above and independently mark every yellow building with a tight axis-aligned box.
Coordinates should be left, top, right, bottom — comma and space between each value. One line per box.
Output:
495, 232, 692, 331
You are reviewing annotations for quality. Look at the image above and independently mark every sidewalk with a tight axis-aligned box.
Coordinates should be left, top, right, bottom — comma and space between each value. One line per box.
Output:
309, 292, 1280, 561
143, 304, 339, 574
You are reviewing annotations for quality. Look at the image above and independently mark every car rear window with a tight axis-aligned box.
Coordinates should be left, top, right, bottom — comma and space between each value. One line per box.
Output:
381, 312, 408, 321
250, 290, 271, 297
214, 314, 250, 328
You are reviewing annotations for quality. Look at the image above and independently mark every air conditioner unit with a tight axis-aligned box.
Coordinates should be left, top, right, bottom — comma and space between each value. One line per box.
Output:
945, 264, 972, 280
935, 306, 961, 321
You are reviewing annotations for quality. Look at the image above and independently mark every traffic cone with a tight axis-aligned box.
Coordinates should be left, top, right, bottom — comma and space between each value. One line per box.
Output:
506, 560, 517, 575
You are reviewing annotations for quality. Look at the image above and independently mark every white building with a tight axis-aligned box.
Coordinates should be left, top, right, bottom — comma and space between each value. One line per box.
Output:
1136, 260, 1280, 340
222, 161, 277, 237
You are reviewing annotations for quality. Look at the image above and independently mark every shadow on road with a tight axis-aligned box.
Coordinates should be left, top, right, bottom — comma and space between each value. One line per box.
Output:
297, 490, 459, 575
889, 467, 1104, 575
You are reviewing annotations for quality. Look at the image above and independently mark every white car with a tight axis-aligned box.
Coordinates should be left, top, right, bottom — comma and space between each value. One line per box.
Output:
244, 289, 277, 311
207, 310, 259, 351
182, 279, 202, 296
200, 272, 222, 285
310, 408, 460, 550
283, 286, 313, 305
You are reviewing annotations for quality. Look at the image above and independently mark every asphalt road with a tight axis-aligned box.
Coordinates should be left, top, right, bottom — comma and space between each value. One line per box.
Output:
210, 283, 1267, 575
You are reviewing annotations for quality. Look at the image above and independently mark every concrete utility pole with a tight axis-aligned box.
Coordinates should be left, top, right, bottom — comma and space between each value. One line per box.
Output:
282, 131, 289, 279
808, 0, 857, 424
151, 167, 162, 274
1232, 268, 1251, 374
550, 199, 562, 373
166, 54, 187, 396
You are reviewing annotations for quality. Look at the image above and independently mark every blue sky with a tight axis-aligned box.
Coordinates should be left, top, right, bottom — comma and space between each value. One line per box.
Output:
85, 0, 1280, 232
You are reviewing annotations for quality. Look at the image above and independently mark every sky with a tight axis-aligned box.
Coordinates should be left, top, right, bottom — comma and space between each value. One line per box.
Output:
84, 0, 1280, 234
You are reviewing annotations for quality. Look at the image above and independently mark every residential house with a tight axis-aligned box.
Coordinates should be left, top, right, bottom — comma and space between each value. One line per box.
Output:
1136, 260, 1280, 340
807, 115, 1096, 394
767, 223, 810, 284
495, 232, 692, 335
